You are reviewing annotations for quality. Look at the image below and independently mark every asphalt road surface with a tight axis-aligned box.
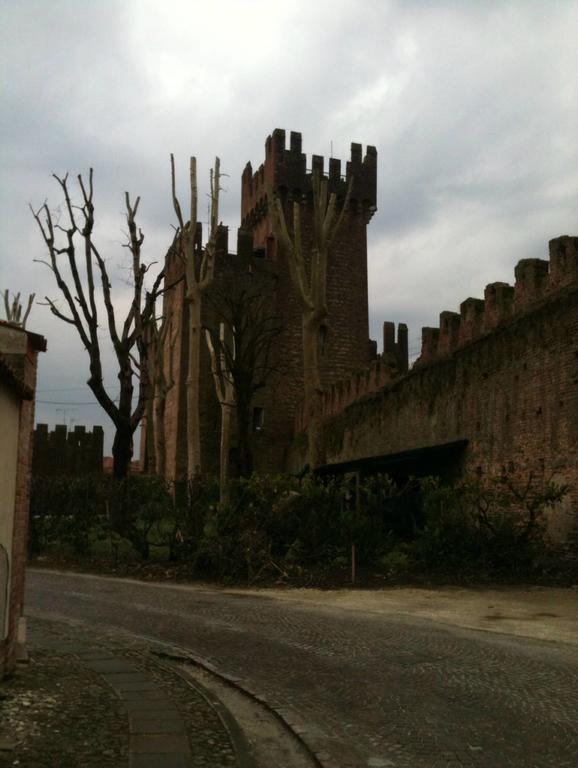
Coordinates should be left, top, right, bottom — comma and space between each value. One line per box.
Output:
26, 570, 578, 768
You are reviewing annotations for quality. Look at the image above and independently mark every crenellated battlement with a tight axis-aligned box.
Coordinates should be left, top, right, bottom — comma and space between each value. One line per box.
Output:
294, 356, 400, 433
294, 322, 407, 432
293, 235, 577, 433
33, 423, 104, 476
416, 235, 578, 366
241, 128, 377, 228
382, 321, 408, 373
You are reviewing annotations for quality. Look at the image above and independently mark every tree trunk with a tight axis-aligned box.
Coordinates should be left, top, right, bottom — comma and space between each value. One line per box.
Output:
186, 293, 202, 479
153, 387, 167, 478
302, 312, 325, 468
302, 311, 322, 412
236, 397, 253, 478
220, 403, 231, 505
307, 416, 325, 470
144, 392, 155, 473
112, 422, 133, 479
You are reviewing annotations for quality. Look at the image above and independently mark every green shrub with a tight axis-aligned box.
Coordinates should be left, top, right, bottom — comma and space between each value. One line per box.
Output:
29, 470, 567, 580
377, 547, 413, 575
107, 475, 175, 559
194, 472, 424, 580
29, 476, 107, 555
415, 475, 568, 572
196, 474, 299, 579
30, 474, 178, 560
331, 555, 349, 569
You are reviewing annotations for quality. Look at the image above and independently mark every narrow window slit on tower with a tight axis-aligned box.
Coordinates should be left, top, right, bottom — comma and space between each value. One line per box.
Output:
253, 407, 265, 432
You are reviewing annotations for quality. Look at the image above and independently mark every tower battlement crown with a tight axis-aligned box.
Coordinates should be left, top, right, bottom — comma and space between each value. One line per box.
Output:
241, 129, 377, 227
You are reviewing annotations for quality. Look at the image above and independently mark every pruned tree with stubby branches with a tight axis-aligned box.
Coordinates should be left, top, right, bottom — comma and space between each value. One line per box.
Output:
144, 299, 177, 477
205, 323, 235, 505
170, 154, 221, 481
31, 170, 171, 479
3, 289, 35, 328
271, 171, 352, 465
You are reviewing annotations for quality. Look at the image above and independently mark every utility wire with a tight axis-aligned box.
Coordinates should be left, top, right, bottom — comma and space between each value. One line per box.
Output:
37, 386, 115, 393
37, 398, 119, 405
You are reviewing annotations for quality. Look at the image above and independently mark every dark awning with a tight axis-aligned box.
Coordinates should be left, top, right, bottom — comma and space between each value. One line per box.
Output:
315, 439, 469, 479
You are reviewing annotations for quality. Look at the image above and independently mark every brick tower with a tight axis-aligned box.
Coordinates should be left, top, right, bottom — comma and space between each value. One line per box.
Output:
238, 129, 377, 471
150, 129, 377, 480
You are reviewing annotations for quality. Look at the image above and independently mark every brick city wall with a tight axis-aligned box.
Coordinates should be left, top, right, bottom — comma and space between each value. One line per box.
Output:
290, 236, 578, 546
295, 322, 408, 432
32, 424, 104, 477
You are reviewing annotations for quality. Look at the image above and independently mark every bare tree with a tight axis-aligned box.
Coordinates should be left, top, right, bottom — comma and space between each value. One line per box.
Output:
205, 278, 283, 478
3, 290, 35, 328
144, 301, 177, 477
271, 171, 352, 464
170, 154, 221, 480
205, 324, 235, 504
31, 170, 168, 478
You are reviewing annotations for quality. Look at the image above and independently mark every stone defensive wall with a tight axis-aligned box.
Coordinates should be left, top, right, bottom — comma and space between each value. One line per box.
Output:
295, 322, 409, 432
292, 236, 578, 545
416, 238, 577, 365
33, 424, 104, 476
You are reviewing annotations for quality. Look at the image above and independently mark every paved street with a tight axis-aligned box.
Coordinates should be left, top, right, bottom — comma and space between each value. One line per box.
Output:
0, 617, 239, 768
26, 570, 578, 768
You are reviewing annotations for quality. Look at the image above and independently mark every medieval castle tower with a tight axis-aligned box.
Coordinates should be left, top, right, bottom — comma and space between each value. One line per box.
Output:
146, 129, 380, 480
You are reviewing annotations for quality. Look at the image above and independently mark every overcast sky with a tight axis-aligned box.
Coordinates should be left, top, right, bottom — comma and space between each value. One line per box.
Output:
1, 0, 577, 455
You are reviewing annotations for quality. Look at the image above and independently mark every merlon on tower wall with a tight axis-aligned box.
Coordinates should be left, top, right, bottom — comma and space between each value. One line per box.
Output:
33, 424, 104, 476
241, 128, 377, 238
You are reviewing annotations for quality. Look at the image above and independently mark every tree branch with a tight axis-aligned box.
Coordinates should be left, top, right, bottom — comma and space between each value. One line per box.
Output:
41, 296, 75, 325
170, 153, 185, 230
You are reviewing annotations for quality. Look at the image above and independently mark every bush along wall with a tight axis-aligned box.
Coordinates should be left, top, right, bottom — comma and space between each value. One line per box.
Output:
28, 472, 570, 582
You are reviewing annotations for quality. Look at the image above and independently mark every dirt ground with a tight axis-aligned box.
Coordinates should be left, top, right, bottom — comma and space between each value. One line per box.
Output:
239, 584, 578, 646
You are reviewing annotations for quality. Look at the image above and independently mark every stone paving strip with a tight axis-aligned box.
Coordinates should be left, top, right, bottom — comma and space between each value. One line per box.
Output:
79, 650, 192, 768
0, 620, 242, 768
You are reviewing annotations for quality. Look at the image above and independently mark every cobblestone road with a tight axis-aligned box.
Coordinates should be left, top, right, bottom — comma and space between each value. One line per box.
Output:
26, 570, 578, 768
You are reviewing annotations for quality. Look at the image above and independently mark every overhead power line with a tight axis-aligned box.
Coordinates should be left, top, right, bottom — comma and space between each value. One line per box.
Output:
37, 383, 118, 393
37, 398, 119, 405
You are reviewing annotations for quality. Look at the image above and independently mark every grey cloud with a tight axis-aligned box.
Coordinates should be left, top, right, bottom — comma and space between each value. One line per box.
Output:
1, 0, 577, 454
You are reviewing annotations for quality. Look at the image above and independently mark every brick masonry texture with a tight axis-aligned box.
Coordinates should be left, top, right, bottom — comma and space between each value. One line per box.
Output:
290, 237, 578, 547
